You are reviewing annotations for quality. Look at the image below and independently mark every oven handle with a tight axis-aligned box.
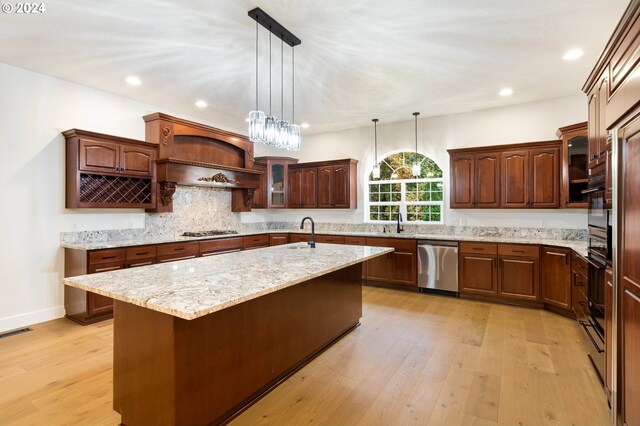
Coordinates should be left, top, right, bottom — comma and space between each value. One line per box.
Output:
581, 187, 604, 194
579, 320, 604, 353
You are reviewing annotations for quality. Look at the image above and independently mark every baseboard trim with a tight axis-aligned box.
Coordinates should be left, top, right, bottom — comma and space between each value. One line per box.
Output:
0, 306, 65, 333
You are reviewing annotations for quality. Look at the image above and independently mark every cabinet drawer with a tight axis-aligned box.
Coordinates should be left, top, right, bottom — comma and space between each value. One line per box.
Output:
572, 253, 589, 278
269, 234, 290, 246
573, 281, 589, 320
459, 242, 498, 255
365, 237, 416, 251
88, 261, 125, 274
344, 236, 366, 245
498, 244, 539, 258
89, 248, 126, 265
156, 242, 199, 258
157, 254, 198, 263
316, 235, 345, 244
290, 234, 312, 243
243, 234, 270, 249
200, 237, 243, 255
125, 245, 157, 261
125, 257, 157, 268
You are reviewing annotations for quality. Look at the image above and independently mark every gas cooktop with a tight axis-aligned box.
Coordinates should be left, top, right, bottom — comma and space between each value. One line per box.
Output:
181, 230, 240, 237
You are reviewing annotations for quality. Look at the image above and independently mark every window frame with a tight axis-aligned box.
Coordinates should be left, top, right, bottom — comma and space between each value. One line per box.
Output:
366, 152, 444, 225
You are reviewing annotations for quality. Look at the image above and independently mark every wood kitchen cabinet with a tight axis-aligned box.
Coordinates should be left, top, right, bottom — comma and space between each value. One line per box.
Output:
65, 129, 157, 209
605, 266, 613, 400
269, 234, 289, 246
497, 244, 540, 301
459, 242, 498, 296
557, 122, 589, 208
254, 157, 298, 209
501, 150, 530, 208
449, 141, 561, 210
288, 166, 317, 208
530, 146, 561, 208
449, 152, 500, 208
252, 163, 267, 209
317, 160, 358, 209
364, 238, 417, 287
541, 246, 572, 312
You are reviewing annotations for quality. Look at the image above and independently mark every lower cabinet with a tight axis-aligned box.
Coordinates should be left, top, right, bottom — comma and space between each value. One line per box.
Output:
269, 234, 290, 246
290, 233, 312, 243
459, 242, 540, 302
605, 267, 613, 399
364, 238, 417, 287
459, 252, 497, 296
541, 246, 572, 311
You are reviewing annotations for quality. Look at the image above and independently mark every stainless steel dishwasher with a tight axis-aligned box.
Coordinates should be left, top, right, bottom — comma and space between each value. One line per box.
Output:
417, 240, 459, 296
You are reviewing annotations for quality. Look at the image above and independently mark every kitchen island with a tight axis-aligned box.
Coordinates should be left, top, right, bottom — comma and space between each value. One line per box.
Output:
63, 243, 393, 426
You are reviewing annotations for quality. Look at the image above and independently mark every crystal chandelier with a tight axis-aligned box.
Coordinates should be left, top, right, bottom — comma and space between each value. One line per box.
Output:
248, 8, 301, 151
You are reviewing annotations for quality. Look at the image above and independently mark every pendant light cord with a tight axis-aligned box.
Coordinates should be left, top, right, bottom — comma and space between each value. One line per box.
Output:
269, 31, 272, 115
292, 47, 295, 124
373, 119, 379, 162
281, 38, 284, 119
413, 112, 420, 159
255, 20, 259, 110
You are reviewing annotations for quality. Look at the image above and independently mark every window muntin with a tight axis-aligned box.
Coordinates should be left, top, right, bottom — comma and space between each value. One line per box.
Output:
367, 152, 444, 224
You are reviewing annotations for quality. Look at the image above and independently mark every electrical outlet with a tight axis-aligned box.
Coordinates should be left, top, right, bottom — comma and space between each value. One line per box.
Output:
128, 220, 134, 229
540, 220, 547, 228
72, 223, 77, 230
459, 218, 466, 226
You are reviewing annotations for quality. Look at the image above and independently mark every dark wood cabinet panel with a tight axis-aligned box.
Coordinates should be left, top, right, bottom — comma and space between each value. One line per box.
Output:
289, 166, 318, 208
79, 139, 120, 173
199, 237, 243, 256
541, 246, 572, 310
450, 153, 475, 208
501, 150, 530, 208
530, 146, 560, 208
460, 242, 497, 255
605, 267, 613, 398
289, 234, 312, 243
475, 152, 501, 208
269, 234, 290, 246
459, 253, 497, 296
252, 163, 267, 209
288, 168, 304, 208
89, 248, 126, 265
391, 251, 417, 286
317, 166, 334, 208
120, 145, 155, 177
332, 164, 350, 208
157, 242, 199, 258
364, 237, 416, 286
315, 235, 345, 244
498, 256, 539, 301
125, 245, 157, 261
243, 234, 270, 249
623, 286, 640, 426
557, 122, 589, 208
125, 257, 157, 268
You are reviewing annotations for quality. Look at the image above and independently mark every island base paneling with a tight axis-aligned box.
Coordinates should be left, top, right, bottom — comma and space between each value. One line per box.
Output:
113, 264, 363, 426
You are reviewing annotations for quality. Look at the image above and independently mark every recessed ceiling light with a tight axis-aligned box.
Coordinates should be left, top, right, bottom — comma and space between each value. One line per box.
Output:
195, 100, 208, 108
301, 123, 310, 129
563, 49, 584, 61
245, 118, 251, 123
499, 87, 514, 97
125, 76, 141, 86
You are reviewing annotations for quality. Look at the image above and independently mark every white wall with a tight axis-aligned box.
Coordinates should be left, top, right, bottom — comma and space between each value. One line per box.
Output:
0, 63, 237, 332
247, 95, 589, 229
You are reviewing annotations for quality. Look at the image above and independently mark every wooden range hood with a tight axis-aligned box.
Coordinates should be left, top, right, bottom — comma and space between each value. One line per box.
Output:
144, 113, 261, 213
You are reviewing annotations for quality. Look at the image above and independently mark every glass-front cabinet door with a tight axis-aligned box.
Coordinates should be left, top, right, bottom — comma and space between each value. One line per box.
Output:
270, 162, 286, 208
557, 122, 589, 208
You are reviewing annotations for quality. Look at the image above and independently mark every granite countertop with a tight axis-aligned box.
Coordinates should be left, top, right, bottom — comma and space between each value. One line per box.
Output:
63, 243, 394, 320
61, 229, 589, 258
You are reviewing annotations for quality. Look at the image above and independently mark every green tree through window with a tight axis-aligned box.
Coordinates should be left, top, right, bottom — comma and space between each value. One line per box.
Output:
367, 152, 444, 223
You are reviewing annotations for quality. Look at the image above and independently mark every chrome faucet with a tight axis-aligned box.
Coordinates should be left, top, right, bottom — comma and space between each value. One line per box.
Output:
397, 213, 404, 234
300, 217, 316, 248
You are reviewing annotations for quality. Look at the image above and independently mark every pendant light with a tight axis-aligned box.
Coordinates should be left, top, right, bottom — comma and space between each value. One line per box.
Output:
264, 32, 278, 145
412, 112, 421, 177
372, 118, 381, 179
248, 8, 301, 151
248, 20, 265, 144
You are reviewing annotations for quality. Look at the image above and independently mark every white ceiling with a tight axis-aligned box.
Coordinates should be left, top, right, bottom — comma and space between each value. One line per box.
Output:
0, 0, 629, 134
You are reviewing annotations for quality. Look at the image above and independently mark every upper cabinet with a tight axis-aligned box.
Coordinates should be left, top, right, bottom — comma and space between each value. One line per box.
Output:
254, 157, 298, 208
65, 129, 157, 209
256, 157, 357, 209
449, 140, 561, 209
557, 122, 588, 208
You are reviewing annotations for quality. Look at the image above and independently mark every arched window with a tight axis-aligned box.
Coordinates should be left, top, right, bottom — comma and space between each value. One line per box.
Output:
367, 152, 444, 223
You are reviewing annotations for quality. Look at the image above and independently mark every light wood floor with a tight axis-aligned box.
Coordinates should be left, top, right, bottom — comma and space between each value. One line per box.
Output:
0, 287, 611, 425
